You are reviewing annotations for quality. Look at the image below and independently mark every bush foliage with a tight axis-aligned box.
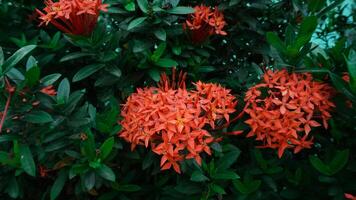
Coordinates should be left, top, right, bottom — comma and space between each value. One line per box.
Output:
0, 0, 355, 199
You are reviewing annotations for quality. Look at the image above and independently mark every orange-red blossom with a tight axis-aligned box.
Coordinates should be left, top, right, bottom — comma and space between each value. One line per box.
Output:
36, 0, 108, 36
244, 69, 335, 158
345, 193, 356, 200
119, 71, 237, 173
184, 5, 227, 43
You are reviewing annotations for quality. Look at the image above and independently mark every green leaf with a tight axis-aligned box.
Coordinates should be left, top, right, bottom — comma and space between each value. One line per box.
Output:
190, 170, 209, 182
99, 137, 114, 160
137, 0, 149, 13
6, 177, 19, 198
73, 63, 105, 82
25, 66, 40, 87
1, 45, 36, 74
0, 134, 18, 143
155, 58, 177, 68
233, 179, 262, 194
210, 183, 226, 194
57, 78, 70, 104
266, 32, 286, 54
309, 155, 330, 175
308, 0, 325, 12
81, 130, 96, 161
299, 16, 318, 36
345, 49, 356, 92
329, 72, 356, 102
151, 43, 166, 62
213, 170, 240, 180
40, 73, 61, 86
148, 68, 161, 81
0, 47, 4, 66
166, 6, 194, 14
97, 164, 116, 182
26, 56, 37, 70
60, 52, 94, 62
154, 28, 166, 41
285, 25, 295, 46
50, 170, 67, 200
217, 146, 241, 170
128, 17, 147, 30
329, 149, 349, 174
19, 144, 36, 176
23, 111, 53, 123
83, 171, 96, 190
294, 16, 317, 49
124, 1, 135, 11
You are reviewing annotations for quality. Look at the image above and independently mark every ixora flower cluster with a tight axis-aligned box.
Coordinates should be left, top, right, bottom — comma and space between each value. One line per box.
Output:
119, 71, 237, 173
36, 0, 108, 36
184, 5, 227, 43
244, 69, 335, 158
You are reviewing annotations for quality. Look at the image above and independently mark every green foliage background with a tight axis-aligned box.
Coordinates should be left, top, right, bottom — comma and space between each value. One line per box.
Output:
0, 0, 355, 199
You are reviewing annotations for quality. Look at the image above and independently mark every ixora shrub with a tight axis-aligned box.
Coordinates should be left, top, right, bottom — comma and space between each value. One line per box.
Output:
0, 0, 355, 200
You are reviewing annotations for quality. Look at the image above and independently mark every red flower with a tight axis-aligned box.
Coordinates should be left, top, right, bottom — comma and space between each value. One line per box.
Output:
244, 69, 335, 158
119, 70, 237, 173
40, 85, 57, 96
36, 0, 108, 36
345, 193, 356, 200
184, 5, 227, 43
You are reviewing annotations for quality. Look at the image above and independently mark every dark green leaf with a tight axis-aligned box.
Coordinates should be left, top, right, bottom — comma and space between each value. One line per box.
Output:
6, 177, 19, 198
166, 6, 194, 14
266, 32, 286, 54
26, 56, 37, 70
2, 45, 36, 74
73, 63, 105, 82
40, 73, 61, 85
128, 17, 147, 30
137, 0, 149, 13
99, 137, 115, 160
190, 170, 209, 182
19, 144, 36, 176
213, 170, 240, 180
25, 66, 40, 87
97, 164, 116, 182
154, 28, 166, 41
151, 43, 166, 62
23, 111, 53, 123
309, 155, 330, 175
83, 171, 96, 190
57, 78, 70, 104
329, 149, 349, 174
211, 183, 226, 194
60, 52, 94, 62
155, 58, 177, 68
50, 170, 67, 200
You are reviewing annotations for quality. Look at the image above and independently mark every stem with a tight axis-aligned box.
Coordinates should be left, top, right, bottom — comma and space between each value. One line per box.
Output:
0, 78, 15, 133
0, 90, 13, 133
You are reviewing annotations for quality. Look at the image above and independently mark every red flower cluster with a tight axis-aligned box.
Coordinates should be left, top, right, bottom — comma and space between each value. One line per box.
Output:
345, 193, 356, 200
184, 5, 227, 43
36, 0, 108, 36
244, 69, 335, 158
119, 71, 237, 173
